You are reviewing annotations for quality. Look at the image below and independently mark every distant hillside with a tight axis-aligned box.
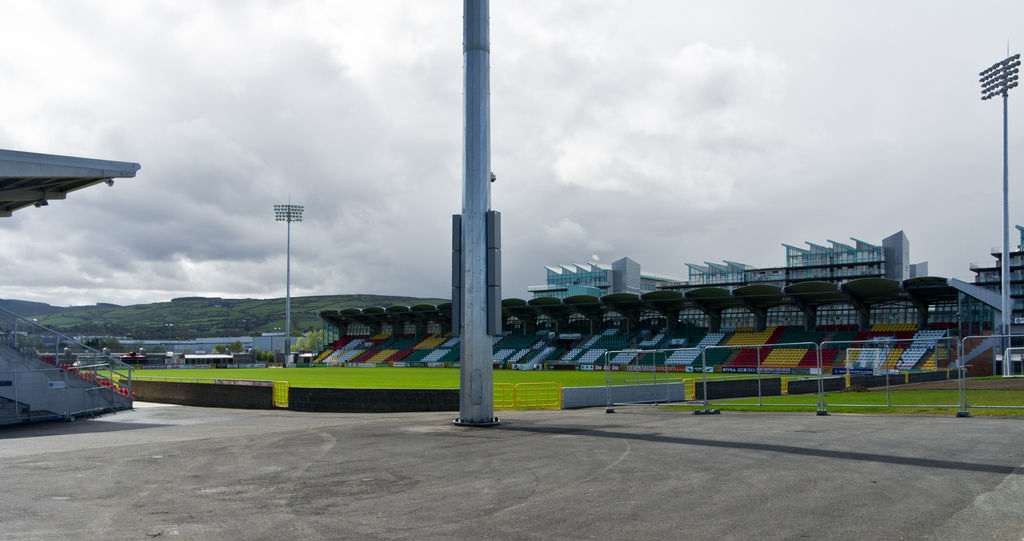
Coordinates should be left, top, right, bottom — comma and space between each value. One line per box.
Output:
0, 299, 68, 317
4, 294, 449, 339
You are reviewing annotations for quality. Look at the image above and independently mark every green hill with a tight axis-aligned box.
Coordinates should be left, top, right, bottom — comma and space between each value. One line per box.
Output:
3, 294, 448, 339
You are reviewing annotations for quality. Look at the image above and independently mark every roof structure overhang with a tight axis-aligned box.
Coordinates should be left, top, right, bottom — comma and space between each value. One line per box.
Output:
317, 275, 1003, 332
902, 277, 959, 306
502, 298, 539, 322
842, 278, 904, 305
784, 281, 849, 307
733, 284, 786, 310
685, 287, 742, 310
563, 295, 605, 319
600, 292, 645, 315
0, 149, 141, 216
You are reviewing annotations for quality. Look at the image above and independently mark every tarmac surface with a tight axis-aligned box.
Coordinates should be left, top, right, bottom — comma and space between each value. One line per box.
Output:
0, 403, 1022, 540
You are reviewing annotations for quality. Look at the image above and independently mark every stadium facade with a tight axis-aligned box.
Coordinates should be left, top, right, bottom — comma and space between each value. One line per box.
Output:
970, 224, 1024, 325
527, 257, 679, 299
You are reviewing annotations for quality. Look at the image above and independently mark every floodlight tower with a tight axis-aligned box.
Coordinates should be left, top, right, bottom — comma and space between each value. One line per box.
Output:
274, 203, 303, 364
980, 52, 1020, 367
453, 0, 501, 426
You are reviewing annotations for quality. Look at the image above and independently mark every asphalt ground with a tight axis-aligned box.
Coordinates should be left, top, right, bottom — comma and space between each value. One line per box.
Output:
0, 403, 1022, 541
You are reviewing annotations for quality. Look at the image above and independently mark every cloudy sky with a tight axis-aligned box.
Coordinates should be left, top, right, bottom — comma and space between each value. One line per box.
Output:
1, 1, 1023, 307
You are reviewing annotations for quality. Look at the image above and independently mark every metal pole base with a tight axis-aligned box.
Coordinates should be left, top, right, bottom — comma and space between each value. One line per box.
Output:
816, 409, 829, 416
605, 407, 615, 414
955, 411, 972, 418
453, 417, 501, 427
692, 409, 720, 415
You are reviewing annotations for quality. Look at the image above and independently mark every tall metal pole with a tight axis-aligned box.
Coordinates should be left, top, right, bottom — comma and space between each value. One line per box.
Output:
274, 203, 303, 366
286, 217, 292, 363
1002, 89, 1011, 372
455, 0, 497, 425
980, 53, 1020, 374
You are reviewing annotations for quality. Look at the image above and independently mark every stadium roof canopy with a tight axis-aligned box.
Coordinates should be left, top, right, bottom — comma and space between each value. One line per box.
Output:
0, 149, 141, 217
319, 276, 992, 333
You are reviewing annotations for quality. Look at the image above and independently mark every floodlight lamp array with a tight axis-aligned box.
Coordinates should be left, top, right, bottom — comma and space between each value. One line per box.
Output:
274, 203, 304, 222
980, 54, 1021, 100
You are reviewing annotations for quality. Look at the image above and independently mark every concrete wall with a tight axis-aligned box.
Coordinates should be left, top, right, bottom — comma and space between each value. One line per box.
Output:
563, 382, 685, 409
693, 378, 782, 400
785, 371, 958, 396
288, 387, 459, 413
132, 380, 273, 409
787, 376, 844, 395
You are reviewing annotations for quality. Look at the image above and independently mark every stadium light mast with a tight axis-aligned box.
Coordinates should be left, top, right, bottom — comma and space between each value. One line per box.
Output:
980, 52, 1020, 372
453, 0, 501, 426
274, 203, 303, 365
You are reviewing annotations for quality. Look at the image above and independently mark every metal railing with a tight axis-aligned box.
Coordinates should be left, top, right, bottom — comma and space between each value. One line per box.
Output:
591, 332, 1020, 417
1, 362, 133, 423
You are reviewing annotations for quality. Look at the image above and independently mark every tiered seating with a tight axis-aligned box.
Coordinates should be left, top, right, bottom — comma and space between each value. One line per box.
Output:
762, 348, 808, 367
823, 330, 859, 350
319, 349, 354, 365
665, 332, 727, 365
558, 330, 632, 365
815, 349, 838, 368
726, 327, 780, 347
849, 348, 904, 369
414, 334, 447, 349
855, 329, 915, 343
494, 334, 540, 351
561, 348, 583, 362
421, 348, 459, 364
699, 348, 733, 368
591, 332, 630, 352
848, 349, 882, 368
576, 349, 608, 364
331, 336, 360, 349
491, 348, 516, 360
609, 351, 638, 365
506, 349, 532, 364
403, 349, 433, 363
520, 346, 560, 365
897, 329, 947, 369
663, 327, 708, 348
386, 349, 414, 364
386, 335, 421, 350
332, 350, 363, 364
817, 324, 858, 332
727, 347, 773, 367
773, 326, 824, 347
872, 323, 917, 333
364, 349, 400, 364
639, 332, 665, 348
333, 336, 368, 350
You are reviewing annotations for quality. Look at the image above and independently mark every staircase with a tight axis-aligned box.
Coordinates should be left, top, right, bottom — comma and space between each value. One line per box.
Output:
0, 344, 133, 425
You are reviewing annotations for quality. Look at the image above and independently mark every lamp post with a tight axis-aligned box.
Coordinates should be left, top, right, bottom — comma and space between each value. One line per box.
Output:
980, 53, 1020, 371
274, 203, 303, 365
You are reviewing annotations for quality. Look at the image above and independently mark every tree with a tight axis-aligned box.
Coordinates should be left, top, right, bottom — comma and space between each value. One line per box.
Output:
295, 329, 323, 352
84, 336, 123, 351
213, 340, 243, 354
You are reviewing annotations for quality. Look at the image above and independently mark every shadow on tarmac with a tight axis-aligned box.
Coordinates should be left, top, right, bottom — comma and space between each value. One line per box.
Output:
0, 418, 166, 439
497, 423, 1023, 475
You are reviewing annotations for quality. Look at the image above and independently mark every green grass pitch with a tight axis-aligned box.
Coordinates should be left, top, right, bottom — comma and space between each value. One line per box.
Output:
131, 366, 724, 389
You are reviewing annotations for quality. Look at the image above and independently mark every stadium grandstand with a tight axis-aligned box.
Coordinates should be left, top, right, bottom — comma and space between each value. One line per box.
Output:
0, 149, 140, 425
315, 229, 1011, 377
